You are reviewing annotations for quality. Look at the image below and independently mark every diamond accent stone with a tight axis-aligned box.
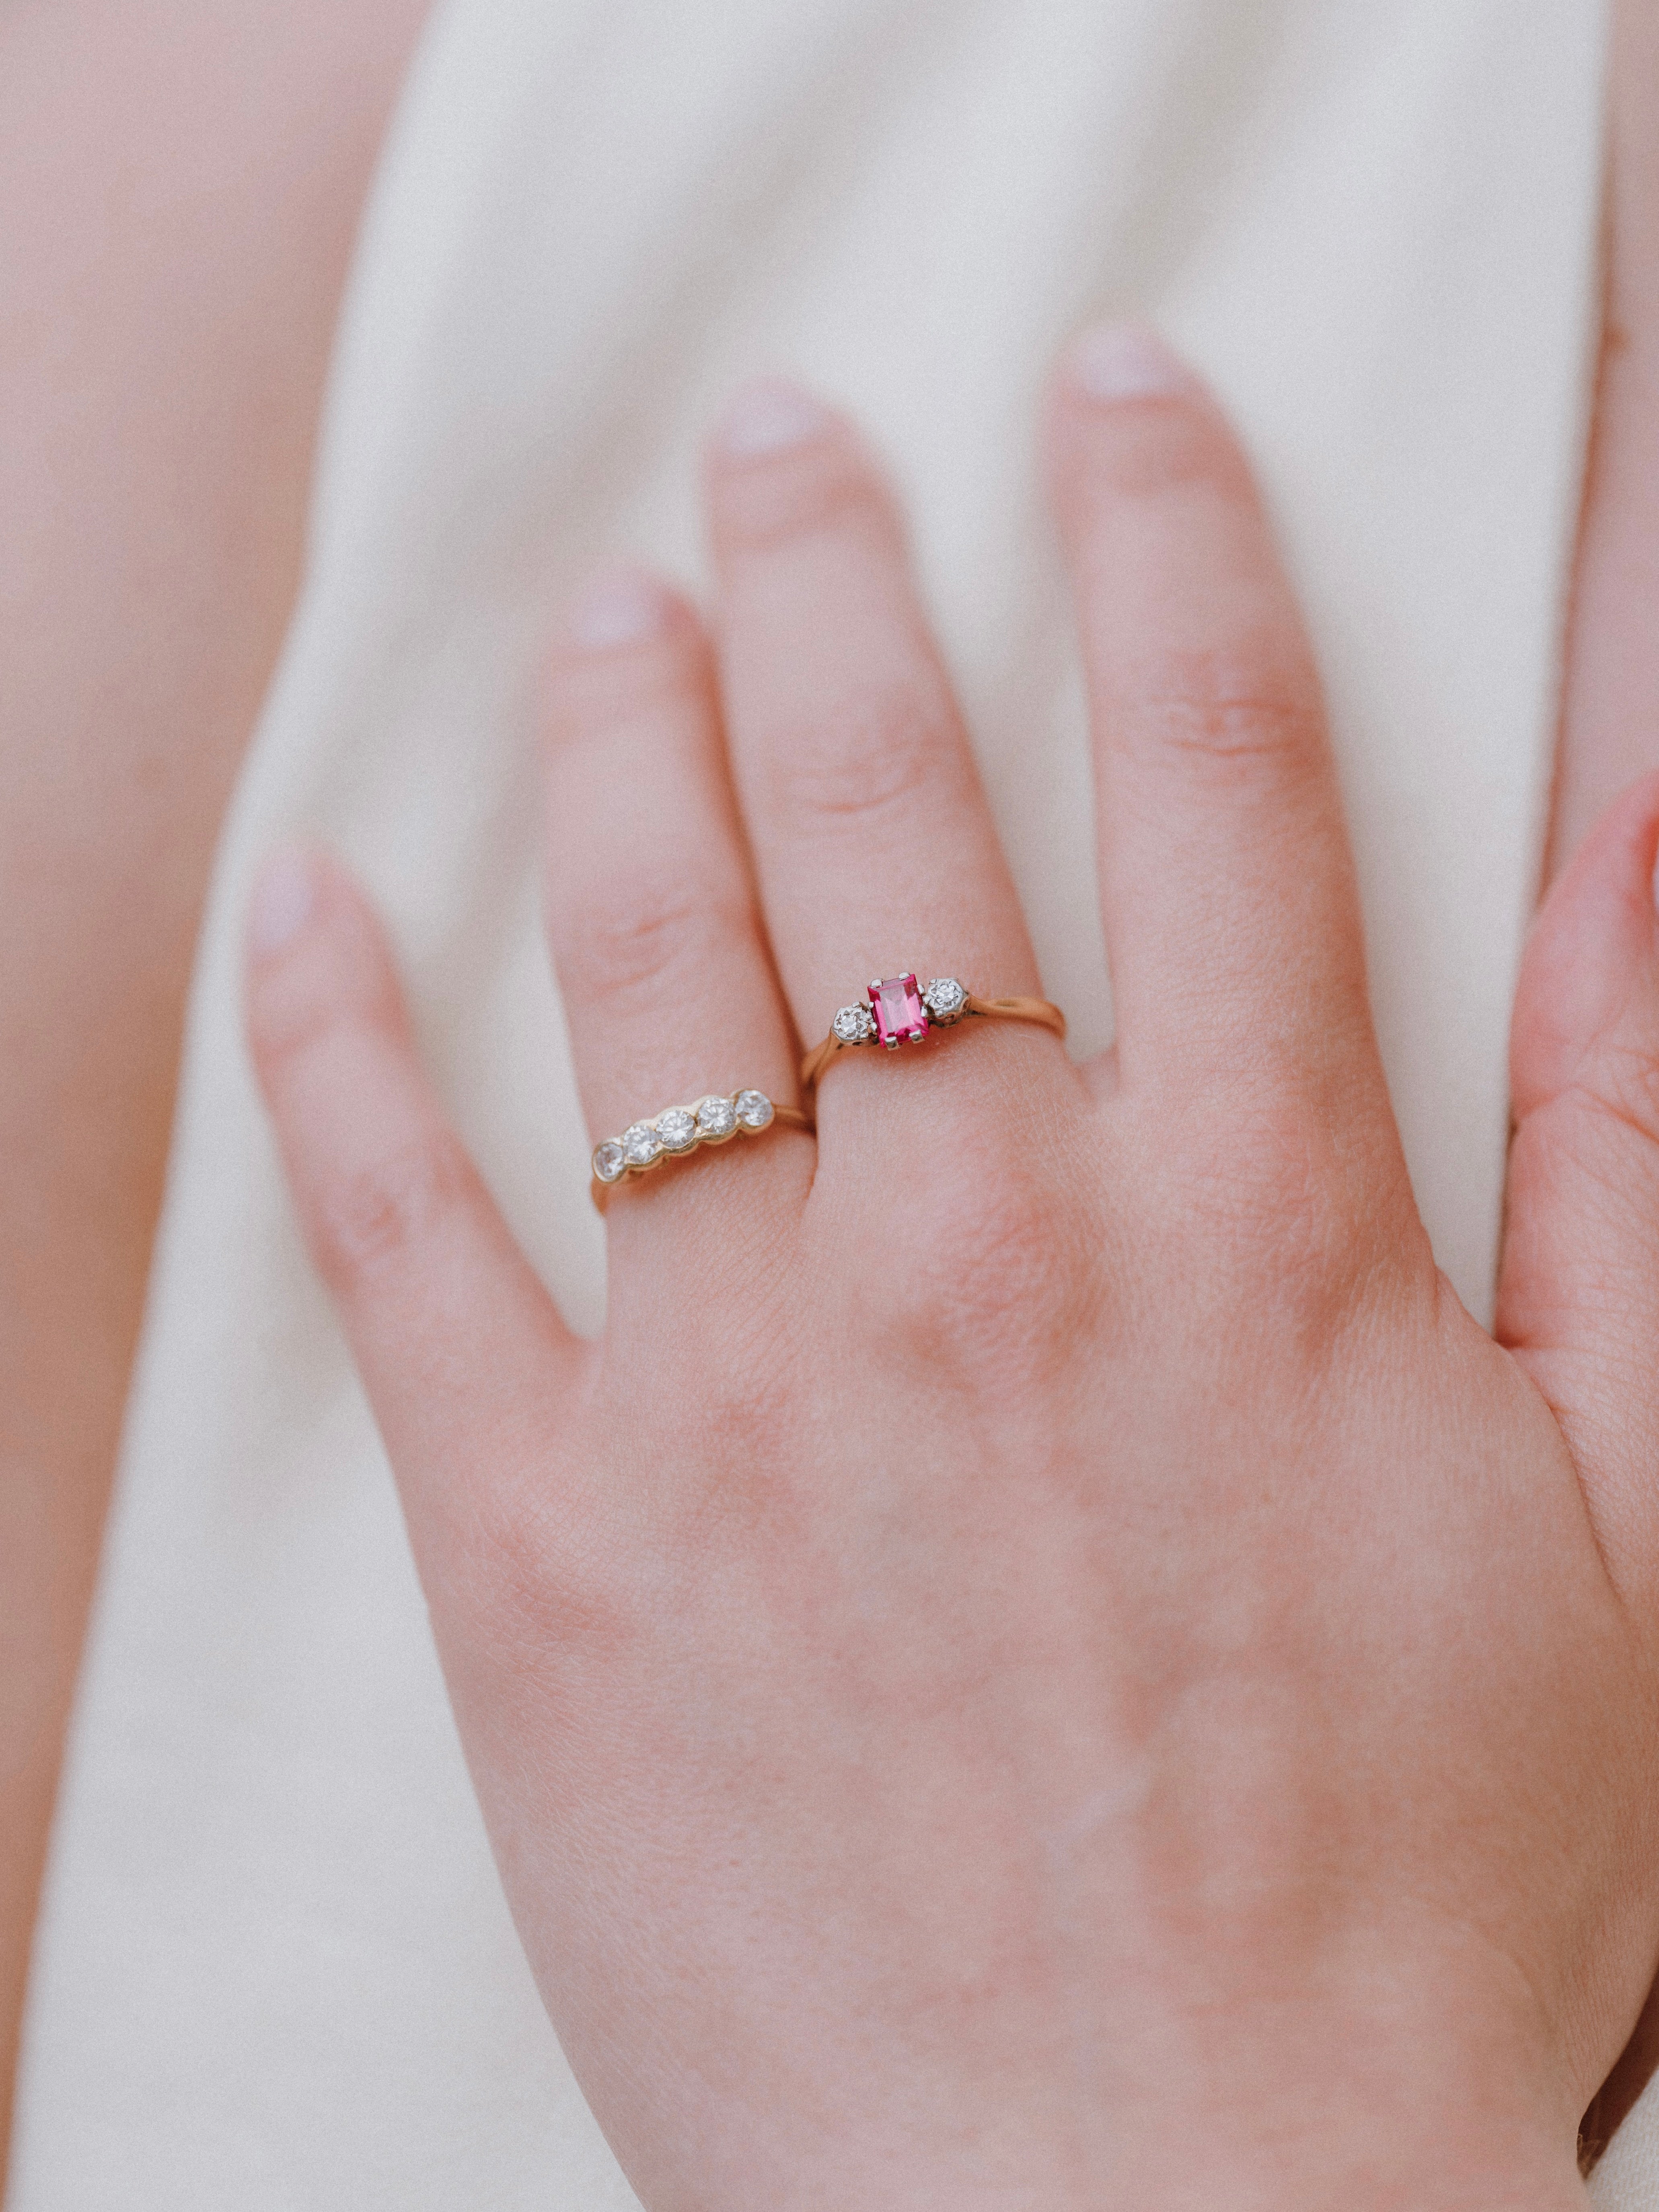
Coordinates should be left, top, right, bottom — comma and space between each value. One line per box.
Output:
656, 1106, 697, 1152
622, 1120, 662, 1166
735, 1090, 774, 1130
922, 976, 966, 1021
871, 974, 929, 1048
696, 1095, 738, 1138
592, 1139, 626, 1183
833, 1003, 875, 1044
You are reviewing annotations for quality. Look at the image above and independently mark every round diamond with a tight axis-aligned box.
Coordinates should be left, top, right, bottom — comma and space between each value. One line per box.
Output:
696, 1095, 738, 1139
833, 1003, 875, 1044
735, 1089, 774, 1130
592, 1139, 626, 1183
622, 1120, 662, 1167
923, 977, 966, 1020
656, 1106, 697, 1152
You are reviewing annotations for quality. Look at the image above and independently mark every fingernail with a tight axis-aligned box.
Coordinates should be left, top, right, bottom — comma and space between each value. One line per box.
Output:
568, 567, 674, 650
248, 846, 319, 957
1067, 321, 1197, 404
716, 376, 833, 459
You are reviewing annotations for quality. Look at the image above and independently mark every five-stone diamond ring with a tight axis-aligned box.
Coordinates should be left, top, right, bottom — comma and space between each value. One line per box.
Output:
800, 975, 1067, 1092
590, 1090, 811, 1211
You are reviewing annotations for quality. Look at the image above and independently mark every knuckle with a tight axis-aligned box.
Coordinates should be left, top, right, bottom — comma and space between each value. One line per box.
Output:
544, 629, 706, 748
556, 869, 755, 1011
711, 430, 886, 555
464, 1467, 643, 1673
1156, 1090, 1414, 1336
249, 925, 401, 1075
308, 1126, 474, 1292
864, 1132, 1104, 1394
1117, 644, 1325, 791
1070, 395, 1242, 502
767, 677, 966, 839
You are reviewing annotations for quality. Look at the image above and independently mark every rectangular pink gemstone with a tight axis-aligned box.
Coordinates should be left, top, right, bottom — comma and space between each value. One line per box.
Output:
871, 973, 928, 1046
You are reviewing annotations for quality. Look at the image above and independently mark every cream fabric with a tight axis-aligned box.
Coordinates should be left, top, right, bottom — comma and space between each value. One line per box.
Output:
11, 0, 1626, 2202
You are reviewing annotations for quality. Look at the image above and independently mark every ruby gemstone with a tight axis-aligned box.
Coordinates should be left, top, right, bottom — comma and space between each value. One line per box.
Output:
870, 974, 929, 1048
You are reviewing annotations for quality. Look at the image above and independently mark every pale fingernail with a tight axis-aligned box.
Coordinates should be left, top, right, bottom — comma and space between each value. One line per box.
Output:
716, 376, 833, 459
248, 846, 319, 958
1067, 321, 1197, 404
568, 568, 673, 650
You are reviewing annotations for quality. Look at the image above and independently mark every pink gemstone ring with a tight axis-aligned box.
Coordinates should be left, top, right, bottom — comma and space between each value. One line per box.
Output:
800, 975, 1066, 1092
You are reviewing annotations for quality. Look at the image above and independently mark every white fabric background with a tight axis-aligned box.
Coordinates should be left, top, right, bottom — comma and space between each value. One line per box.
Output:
11, 0, 1628, 2202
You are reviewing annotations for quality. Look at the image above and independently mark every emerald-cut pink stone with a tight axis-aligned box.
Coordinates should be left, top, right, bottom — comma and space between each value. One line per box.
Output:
871, 973, 929, 1047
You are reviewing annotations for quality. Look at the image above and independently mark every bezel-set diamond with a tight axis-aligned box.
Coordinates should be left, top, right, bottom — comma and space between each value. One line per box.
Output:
696, 1094, 738, 1139
592, 1089, 787, 1194
832, 1003, 876, 1044
921, 976, 966, 1022
656, 1106, 697, 1152
622, 1121, 663, 1166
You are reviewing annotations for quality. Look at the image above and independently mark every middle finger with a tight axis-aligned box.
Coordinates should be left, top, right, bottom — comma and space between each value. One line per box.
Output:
706, 381, 1042, 1070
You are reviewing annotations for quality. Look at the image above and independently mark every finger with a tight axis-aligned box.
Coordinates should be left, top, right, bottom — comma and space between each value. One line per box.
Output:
541, 569, 810, 1223
245, 848, 587, 1545
705, 380, 1044, 1069
1048, 323, 1383, 1112
1498, 771, 1659, 1600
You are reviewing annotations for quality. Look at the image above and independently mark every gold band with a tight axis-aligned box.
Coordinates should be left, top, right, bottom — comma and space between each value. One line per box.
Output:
590, 1091, 812, 1213
800, 984, 1066, 1092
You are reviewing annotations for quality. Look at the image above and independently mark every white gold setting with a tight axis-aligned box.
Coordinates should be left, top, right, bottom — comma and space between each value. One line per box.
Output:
832, 1003, 876, 1044
921, 976, 967, 1022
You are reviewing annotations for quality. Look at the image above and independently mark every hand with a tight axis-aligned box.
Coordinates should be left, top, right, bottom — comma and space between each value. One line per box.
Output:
246, 328, 1659, 2210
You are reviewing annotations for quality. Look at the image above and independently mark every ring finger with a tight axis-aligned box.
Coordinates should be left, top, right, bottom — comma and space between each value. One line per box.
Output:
705, 382, 1051, 1111
541, 569, 810, 1254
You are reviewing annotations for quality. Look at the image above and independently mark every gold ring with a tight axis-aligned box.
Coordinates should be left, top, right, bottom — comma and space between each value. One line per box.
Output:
590, 1090, 812, 1211
800, 974, 1066, 1091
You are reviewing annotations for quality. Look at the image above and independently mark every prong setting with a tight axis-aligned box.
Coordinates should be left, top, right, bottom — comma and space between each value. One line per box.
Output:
870, 974, 929, 1048
921, 977, 966, 1022
799, 974, 1065, 1094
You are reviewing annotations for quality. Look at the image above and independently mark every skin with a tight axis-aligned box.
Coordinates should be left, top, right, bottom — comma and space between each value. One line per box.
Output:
1552, 0, 1659, 871
244, 342, 1659, 2208
0, 0, 429, 2173
0, 0, 1655, 2195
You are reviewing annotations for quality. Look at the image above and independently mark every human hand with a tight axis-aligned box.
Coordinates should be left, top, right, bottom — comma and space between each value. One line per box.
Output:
246, 328, 1659, 2209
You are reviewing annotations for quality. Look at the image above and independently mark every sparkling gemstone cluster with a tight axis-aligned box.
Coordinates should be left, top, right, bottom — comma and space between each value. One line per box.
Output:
592, 1090, 776, 1185
830, 975, 967, 1052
